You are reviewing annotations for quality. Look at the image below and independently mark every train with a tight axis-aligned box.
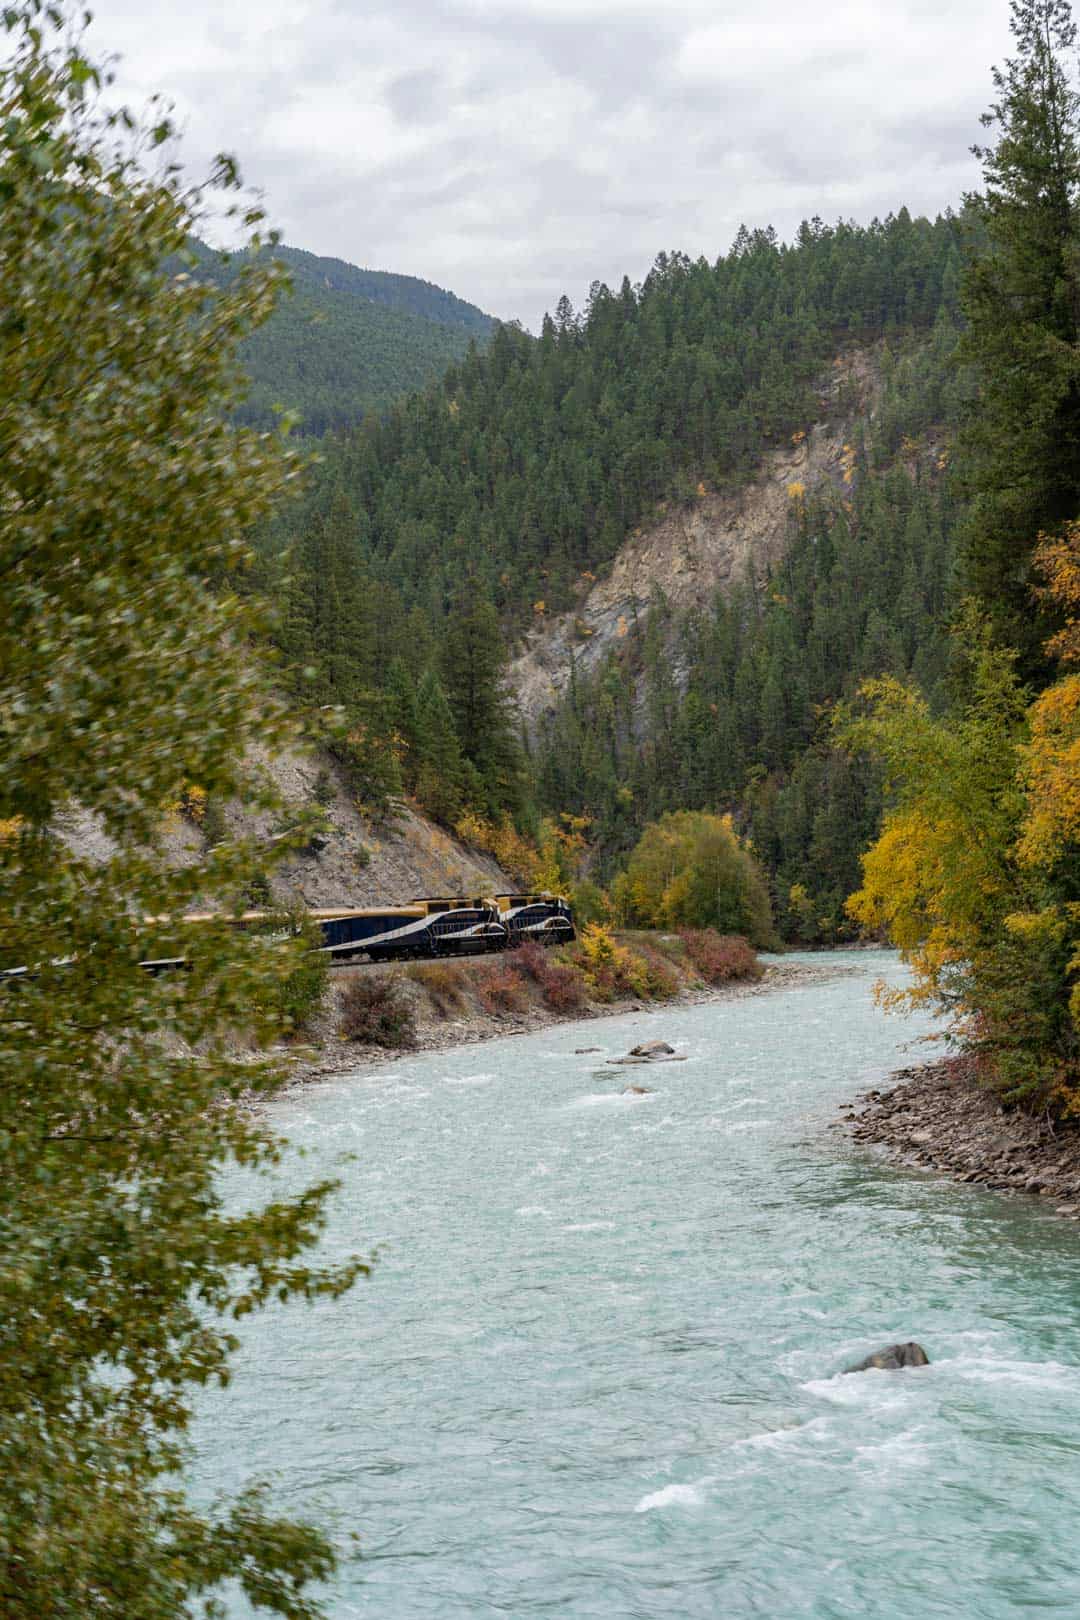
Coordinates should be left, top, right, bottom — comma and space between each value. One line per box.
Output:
310, 892, 575, 963
2, 894, 576, 984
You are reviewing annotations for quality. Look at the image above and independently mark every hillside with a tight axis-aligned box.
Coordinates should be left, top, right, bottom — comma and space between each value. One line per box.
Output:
55, 732, 512, 910
252, 212, 967, 939
186, 239, 494, 434
511, 345, 887, 734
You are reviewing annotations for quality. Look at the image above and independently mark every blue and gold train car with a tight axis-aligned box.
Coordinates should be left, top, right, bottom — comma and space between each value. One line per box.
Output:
496, 893, 576, 946
314, 897, 508, 963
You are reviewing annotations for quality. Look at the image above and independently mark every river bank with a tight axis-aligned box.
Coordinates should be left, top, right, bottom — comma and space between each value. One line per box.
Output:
282, 954, 852, 1090
845, 1058, 1080, 1219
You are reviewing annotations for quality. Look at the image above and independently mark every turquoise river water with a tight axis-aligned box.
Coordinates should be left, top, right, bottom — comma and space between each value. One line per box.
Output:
193, 952, 1080, 1618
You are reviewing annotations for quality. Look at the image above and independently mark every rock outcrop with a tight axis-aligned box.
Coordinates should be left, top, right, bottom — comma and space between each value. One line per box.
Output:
53, 735, 511, 911
510, 347, 885, 735
608, 1039, 687, 1067
844, 1342, 930, 1374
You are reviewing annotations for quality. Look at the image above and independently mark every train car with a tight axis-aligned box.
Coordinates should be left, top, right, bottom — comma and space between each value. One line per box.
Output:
497, 892, 576, 947
316, 898, 508, 963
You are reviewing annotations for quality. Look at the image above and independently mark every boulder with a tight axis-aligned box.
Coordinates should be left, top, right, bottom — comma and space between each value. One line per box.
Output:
629, 1039, 675, 1058
607, 1052, 688, 1066
575, 1047, 602, 1055
843, 1342, 930, 1374
622, 1085, 653, 1096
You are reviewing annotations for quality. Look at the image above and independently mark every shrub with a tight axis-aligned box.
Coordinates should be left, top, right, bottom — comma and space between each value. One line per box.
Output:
339, 973, 416, 1048
570, 923, 653, 1002
279, 917, 330, 1033
514, 940, 588, 1011
405, 960, 467, 1016
472, 960, 529, 1015
680, 929, 762, 985
200, 795, 228, 848
312, 767, 336, 807
631, 941, 681, 1000
538, 961, 589, 1012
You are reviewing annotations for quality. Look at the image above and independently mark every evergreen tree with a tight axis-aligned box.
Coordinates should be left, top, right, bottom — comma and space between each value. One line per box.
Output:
413, 669, 466, 823
440, 596, 524, 817
959, 0, 1080, 668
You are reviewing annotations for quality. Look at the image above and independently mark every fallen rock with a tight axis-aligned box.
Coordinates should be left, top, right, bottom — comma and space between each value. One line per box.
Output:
843, 1342, 930, 1375
608, 1039, 688, 1067
629, 1039, 675, 1058
607, 1053, 689, 1066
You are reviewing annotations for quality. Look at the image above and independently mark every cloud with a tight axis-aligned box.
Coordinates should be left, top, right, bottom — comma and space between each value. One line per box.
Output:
83, 0, 1013, 327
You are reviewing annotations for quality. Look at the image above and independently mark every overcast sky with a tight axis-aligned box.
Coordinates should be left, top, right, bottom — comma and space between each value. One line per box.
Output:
86, 0, 1014, 329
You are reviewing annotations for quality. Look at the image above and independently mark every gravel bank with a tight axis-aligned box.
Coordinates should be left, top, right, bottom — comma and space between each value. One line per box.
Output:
844, 1059, 1080, 1220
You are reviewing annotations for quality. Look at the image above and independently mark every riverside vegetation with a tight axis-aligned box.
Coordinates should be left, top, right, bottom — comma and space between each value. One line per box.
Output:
7, 0, 1080, 1616
333, 929, 764, 1054
0, 10, 367, 1615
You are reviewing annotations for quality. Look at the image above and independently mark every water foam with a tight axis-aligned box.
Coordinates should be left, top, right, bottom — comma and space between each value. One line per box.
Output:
634, 1480, 711, 1513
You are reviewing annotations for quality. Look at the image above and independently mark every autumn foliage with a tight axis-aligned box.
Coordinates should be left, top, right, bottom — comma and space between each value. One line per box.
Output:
680, 930, 763, 985
844, 538, 1080, 1115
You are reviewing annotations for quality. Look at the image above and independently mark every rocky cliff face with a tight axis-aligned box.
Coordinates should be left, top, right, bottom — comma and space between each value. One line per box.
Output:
56, 736, 510, 910
510, 347, 883, 732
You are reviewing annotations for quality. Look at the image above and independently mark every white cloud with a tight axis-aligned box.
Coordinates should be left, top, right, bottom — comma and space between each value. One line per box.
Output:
79, 0, 1013, 327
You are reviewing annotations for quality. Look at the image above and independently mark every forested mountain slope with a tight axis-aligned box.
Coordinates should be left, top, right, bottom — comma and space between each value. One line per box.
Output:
533, 312, 965, 939
187, 239, 493, 433
299, 210, 962, 626
253, 210, 970, 934
510, 344, 887, 732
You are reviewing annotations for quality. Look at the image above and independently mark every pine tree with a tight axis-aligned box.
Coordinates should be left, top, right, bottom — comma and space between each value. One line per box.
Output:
959, 0, 1080, 669
439, 596, 524, 816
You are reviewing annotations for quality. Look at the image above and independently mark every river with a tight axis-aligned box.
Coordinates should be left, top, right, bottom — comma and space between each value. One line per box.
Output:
193, 951, 1080, 1618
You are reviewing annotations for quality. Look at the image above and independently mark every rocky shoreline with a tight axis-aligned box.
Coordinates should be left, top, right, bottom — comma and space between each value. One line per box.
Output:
844, 1059, 1080, 1219
278, 956, 852, 1094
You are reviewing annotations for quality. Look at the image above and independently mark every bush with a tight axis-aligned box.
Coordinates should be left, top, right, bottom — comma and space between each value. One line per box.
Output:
680, 929, 762, 985
312, 767, 336, 807
279, 920, 330, 1033
339, 973, 416, 1048
538, 962, 589, 1012
631, 941, 681, 1000
405, 960, 467, 1016
514, 940, 588, 1011
472, 960, 529, 1014
569, 923, 652, 1002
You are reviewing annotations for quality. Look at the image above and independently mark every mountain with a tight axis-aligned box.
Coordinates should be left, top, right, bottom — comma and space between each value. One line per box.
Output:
187, 239, 494, 434
253, 211, 967, 939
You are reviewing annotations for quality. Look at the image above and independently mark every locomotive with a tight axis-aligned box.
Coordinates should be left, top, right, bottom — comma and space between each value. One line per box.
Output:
496, 893, 576, 947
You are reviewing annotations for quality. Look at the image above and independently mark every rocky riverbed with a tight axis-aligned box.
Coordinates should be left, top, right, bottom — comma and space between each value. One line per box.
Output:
845, 1059, 1080, 1219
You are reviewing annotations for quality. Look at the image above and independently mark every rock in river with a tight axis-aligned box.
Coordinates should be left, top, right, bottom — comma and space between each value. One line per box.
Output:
622, 1085, 653, 1097
843, 1342, 930, 1374
607, 1040, 688, 1067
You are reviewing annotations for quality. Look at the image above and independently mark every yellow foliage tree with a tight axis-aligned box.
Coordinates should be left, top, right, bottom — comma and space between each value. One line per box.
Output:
844, 581, 1080, 1111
